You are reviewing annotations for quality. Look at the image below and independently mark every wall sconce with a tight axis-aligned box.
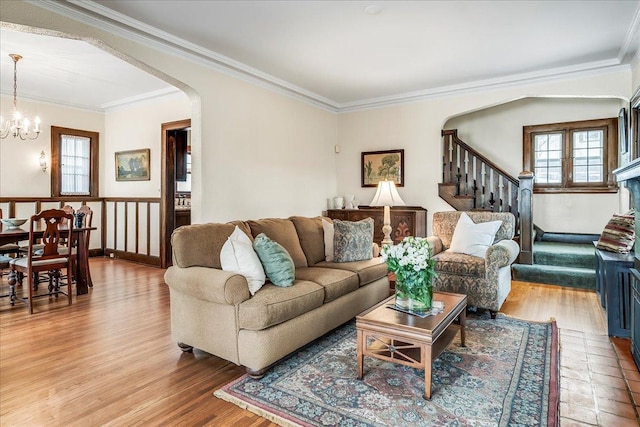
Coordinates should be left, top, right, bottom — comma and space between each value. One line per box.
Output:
39, 150, 47, 172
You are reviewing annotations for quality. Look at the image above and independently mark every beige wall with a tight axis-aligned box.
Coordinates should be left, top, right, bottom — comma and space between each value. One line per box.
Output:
336, 71, 631, 234
1, 1, 635, 235
1, 1, 338, 224
103, 93, 191, 198
632, 59, 640, 94
0, 96, 105, 197
446, 97, 626, 234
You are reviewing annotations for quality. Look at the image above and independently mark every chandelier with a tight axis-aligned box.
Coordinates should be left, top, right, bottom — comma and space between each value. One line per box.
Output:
0, 53, 41, 140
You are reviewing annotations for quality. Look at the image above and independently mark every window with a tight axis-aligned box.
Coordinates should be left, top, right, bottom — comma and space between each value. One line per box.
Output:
523, 118, 618, 193
51, 126, 99, 197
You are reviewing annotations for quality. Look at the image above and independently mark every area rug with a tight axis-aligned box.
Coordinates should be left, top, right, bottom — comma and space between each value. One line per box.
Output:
215, 315, 559, 427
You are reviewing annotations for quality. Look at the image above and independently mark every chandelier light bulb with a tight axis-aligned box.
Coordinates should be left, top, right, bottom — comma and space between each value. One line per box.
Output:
0, 53, 42, 140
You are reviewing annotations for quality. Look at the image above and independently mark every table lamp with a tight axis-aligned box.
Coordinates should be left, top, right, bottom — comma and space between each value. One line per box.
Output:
369, 180, 406, 246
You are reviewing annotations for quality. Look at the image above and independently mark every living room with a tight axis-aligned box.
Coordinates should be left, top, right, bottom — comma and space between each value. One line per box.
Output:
1, 1, 640, 426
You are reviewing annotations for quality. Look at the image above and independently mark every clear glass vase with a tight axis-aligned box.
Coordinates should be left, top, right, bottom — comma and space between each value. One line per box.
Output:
394, 269, 433, 314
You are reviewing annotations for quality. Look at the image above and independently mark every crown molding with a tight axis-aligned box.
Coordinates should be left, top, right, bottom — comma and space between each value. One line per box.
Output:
26, 0, 340, 112
619, 1, 640, 62
338, 61, 629, 113
19, 0, 640, 115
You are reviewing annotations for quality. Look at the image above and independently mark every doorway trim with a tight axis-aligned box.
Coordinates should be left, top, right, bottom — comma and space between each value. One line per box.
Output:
161, 118, 191, 268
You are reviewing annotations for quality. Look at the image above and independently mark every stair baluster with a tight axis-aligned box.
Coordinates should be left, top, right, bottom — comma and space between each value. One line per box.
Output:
439, 129, 534, 264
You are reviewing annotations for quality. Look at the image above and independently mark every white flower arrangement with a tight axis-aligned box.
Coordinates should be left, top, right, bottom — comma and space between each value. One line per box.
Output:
381, 236, 436, 311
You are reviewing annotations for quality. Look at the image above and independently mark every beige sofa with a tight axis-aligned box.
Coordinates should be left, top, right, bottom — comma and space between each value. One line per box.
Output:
163, 216, 390, 377
428, 211, 519, 315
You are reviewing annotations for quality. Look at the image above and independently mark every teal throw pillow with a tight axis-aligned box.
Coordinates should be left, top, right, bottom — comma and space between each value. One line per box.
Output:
333, 218, 374, 263
253, 233, 295, 287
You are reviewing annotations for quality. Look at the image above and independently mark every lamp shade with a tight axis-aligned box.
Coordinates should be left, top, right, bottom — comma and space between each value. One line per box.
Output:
369, 180, 406, 207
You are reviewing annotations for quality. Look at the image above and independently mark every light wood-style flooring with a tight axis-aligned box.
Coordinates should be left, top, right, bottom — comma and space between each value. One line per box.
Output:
0, 258, 628, 426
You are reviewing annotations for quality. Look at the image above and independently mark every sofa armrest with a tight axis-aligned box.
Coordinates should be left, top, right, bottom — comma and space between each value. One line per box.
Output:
426, 236, 444, 255
164, 266, 251, 305
485, 239, 520, 268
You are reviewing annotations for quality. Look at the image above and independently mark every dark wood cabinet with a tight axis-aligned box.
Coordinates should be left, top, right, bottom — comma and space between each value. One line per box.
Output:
326, 206, 427, 245
594, 245, 634, 337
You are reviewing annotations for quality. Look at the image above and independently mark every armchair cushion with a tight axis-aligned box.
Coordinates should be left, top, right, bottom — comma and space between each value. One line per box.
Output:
433, 251, 485, 278
448, 212, 502, 257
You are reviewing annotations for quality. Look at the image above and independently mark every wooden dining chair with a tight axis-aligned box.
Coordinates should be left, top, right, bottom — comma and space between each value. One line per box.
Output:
8, 209, 74, 314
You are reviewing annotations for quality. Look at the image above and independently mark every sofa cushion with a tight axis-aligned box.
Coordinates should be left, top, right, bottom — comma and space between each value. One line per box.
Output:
322, 218, 335, 262
248, 218, 308, 268
253, 233, 295, 287
295, 267, 359, 303
171, 222, 241, 269
449, 212, 502, 258
220, 226, 266, 295
239, 280, 324, 330
596, 213, 635, 253
433, 251, 486, 278
316, 257, 388, 286
333, 218, 374, 263
290, 216, 326, 266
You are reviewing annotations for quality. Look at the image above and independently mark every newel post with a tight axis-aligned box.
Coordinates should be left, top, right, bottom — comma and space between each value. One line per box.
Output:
518, 171, 534, 265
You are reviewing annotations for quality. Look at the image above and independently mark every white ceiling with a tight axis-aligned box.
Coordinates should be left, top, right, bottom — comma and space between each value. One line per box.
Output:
1, 0, 639, 112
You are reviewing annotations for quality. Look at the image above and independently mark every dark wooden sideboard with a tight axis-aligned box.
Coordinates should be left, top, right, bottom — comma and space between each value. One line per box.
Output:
326, 206, 427, 245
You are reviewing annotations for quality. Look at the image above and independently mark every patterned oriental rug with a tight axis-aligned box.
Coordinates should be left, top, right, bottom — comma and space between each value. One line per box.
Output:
215, 315, 559, 427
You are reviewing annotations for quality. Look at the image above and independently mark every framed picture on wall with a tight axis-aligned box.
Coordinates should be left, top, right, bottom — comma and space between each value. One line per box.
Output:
620, 107, 629, 154
115, 149, 150, 181
361, 149, 404, 187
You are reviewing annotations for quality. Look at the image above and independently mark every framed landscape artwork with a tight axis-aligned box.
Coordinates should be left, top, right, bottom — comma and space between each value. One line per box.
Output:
115, 149, 150, 181
361, 149, 404, 187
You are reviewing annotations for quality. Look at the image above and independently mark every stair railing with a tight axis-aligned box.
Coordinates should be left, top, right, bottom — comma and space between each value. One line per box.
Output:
441, 129, 534, 264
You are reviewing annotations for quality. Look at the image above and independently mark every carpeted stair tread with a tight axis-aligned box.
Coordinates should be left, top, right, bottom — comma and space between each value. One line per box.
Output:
533, 241, 596, 269
512, 263, 595, 289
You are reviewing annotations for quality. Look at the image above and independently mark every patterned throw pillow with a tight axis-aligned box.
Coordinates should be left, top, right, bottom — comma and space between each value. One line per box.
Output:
253, 233, 295, 287
333, 218, 374, 263
596, 214, 635, 254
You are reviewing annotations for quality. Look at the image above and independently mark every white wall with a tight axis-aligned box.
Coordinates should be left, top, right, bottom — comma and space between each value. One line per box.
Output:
1, 1, 635, 233
446, 97, 626, 234
0, 1, 339, 224
0, 96, 105, 197
103, 93, 191, 197
336, 71, 631, 234
632, 59, 640, 94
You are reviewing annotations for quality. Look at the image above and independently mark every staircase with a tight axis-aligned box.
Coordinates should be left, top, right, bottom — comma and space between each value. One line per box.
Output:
511, 237, 597, 289
439, 129, 597, 289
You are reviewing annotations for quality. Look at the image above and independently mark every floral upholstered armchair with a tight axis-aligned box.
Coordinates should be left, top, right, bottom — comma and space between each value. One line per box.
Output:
427, 211, 519, 316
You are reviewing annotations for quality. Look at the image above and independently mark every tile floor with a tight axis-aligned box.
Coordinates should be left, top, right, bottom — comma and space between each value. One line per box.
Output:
559, 329, 640, 426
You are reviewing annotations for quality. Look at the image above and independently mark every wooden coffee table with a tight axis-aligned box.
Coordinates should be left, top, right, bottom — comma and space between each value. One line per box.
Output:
356, 291, 467, 399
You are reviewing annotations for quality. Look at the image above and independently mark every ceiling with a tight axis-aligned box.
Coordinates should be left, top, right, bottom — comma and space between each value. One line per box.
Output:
1, 0, 639, 112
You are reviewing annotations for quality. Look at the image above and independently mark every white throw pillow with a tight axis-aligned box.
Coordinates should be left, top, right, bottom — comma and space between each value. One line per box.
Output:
448, 212, 502, 258
220, 226, 266, 295
322, 219, 335, 262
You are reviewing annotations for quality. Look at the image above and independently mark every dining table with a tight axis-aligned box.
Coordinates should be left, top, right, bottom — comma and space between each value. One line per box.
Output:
0, 224, 96, 295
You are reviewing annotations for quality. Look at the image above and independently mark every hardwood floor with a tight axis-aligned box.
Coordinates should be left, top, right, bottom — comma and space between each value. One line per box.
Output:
0, 259, 610, 426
